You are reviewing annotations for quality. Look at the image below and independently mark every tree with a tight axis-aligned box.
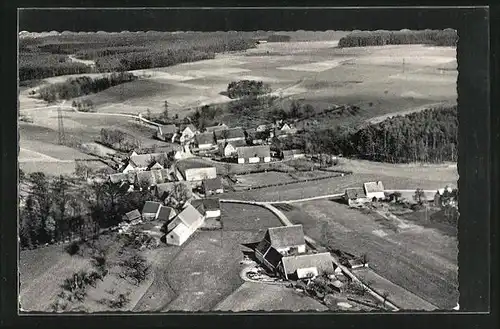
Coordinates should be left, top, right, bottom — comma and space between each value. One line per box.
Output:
120, 253, 150, 285
170, 183, 191, 208
303, 104, 315, 117
413, 188, 426, 205
29, 172, 52, 243
51, 175, 72, 241
162, 100, 169, 121
392, 191, 402, 203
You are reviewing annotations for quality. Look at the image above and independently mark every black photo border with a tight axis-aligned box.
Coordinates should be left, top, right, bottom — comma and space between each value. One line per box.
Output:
1, 3, 498, 329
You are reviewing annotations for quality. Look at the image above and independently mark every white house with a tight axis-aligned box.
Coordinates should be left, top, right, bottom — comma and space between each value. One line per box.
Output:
190, 198, 221, 220
363, 181, 385, 201
177, 163, 217, 182
219, 140, 247, 157
237, 145, 271, 164
166, 203, 205, 246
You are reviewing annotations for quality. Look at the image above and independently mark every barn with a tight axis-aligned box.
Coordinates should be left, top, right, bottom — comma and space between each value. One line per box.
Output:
363, 181, 385, 201
237, 145, 271, 164
344, 188, 369, 207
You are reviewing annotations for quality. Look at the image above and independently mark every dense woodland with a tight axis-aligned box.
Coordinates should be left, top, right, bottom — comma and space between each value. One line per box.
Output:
38, 72, 137, 102
302, 105, 458, 163
19, 32, 260, 81
226, 80, 271, 99
19, 172, 161, 250
338, 29, 458, 48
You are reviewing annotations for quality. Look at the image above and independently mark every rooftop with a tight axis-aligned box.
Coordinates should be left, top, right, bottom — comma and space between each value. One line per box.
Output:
237, 145, 271, 159
203, 177, 223, 191
142, 201, 162, 214
345, 187, 367, 199
214, 127, 246, 141
266, 225, 305, 249
364, 181, 385, 194
281, 252, 334, 274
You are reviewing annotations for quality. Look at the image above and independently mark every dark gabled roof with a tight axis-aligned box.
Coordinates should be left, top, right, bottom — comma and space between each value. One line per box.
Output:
124, 209, 141, 221
267, 225, 305, 249
255, 238, 272, 255
200, 197, 220, 211
158, 124, 177, 135
205, 124, 228, 132
190, 199, 206, 215
281, 252, 334, 274
214, 127, 245, 141
155, 182, 180, 196
195, 132, 215, 145
345, 187, 367, 199
176, 160, 216, 173
265, 246, 284, 268
364, 181, 385, 194
237, 145, 271, 159
142, 201, 162, 214
157, 206, 175, 221
203, 177, 223, 191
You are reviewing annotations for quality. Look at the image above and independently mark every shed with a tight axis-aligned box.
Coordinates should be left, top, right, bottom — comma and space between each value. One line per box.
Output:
282, 149, 306, 160
157, 205, 177, 222
142, 201, 162, 220
123, 209, 141, 222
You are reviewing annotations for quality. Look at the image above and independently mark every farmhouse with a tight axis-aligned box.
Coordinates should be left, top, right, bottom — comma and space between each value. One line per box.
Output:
256, 225, 307, 257
344, 188, 369, 207
219, 140, 247, 157
190, 198, 221, 220
280, 253, 335, 280
165, 203, 205, 246
123, 209, 141, 222
282, 149, 306, 160
237, 145, 271, 164
174, 124, 198, 144
142, 201, 163, 221
156, 124, 177, 142
214, 127, 246, 144
194, 132, 215, 150
204, 123, 228, 132
122, 153, 169, 173
202, 177, 224, 195
176, 162, 217, 182
280, 123, 298, 134
363, 181, 385, 201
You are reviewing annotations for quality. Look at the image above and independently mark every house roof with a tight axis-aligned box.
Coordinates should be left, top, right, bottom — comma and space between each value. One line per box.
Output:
195, 132, 215, 145
142, 201, 162, 214
363, 181, 385, 194
205, 124, 228, 132
155, 182, 179, 196
265, 247, 284, 268
345, 187, 367, 199
200, 198, 220, 211
214, 127, 245, 141
170, 221, 190, 237
130, 153, 168, 168
157, 206, 176, 221
267, 225, 305, 249
176, 203, 204, 228
181, 124, 197, 133
124, 209, 141, 221
281, 252, 334, 274
237, 145, 271, 159
225, 139, 248, 148
203, 177, 223, 191
176, 160, 216, 172
256, 238, 272, 255
158, 124, 177, 135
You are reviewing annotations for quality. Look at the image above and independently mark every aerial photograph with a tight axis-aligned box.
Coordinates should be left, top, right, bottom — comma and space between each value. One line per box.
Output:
18, 23, 459, 312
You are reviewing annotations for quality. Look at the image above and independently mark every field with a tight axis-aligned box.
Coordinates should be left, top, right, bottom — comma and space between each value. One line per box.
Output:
132, 202, 318, 312
280, 199, 458, 309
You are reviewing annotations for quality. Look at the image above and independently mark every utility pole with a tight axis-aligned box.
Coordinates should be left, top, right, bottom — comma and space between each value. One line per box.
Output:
402, 58, 405, 74
57, 106, 66, 145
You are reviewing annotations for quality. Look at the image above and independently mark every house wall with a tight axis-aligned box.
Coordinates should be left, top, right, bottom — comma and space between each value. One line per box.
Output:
143, 213, 157, 221
263, 156, 271, 163
238, 158, 245, 164
366, 192, 385, 200
293, 154, 305, 159
296, 267, 319, 279
248, 157, 260, 163
198, 143, 213, 150
185, 167, 217, 181
276, 244, 306, 255
166, 231, 190, 246
206, 209, 221, 219
122, 164, 136, 174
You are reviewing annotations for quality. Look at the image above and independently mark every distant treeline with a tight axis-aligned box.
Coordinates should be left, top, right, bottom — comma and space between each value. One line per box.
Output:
303, 105, 458, 163
266, 34, 292, 42
19, 32, 260, 81
38, 72, 137, 102
338, 29, 458, 48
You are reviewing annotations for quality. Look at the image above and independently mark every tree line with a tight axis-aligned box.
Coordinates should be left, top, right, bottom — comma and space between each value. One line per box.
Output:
301, 105, 458, 163
19, 32, 258, 81
226, 80, 271, 99
38, 72, 137, 102
100, 128, 142, 152
338, 29, 458, 48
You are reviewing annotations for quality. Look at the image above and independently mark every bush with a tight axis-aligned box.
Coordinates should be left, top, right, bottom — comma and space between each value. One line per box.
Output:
65, 241, 80, 256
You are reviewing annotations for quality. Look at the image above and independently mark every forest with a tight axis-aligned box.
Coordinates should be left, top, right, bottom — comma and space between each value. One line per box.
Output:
18, 172, 160, 250
38, 72, 137, 102
19, 32, 259, 81
338, 29, 458, 48
226, 80, 272, 99
302, 105, 458, 163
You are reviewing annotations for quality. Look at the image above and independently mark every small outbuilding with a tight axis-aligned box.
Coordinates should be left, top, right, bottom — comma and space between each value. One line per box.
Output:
141, 201, 163, 220
123, 209, 141, 222
344, 188, 369, 207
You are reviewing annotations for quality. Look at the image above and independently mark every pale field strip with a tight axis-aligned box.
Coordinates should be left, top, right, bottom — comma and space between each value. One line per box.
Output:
18, 148, 70, 163
277, 59, 353, 72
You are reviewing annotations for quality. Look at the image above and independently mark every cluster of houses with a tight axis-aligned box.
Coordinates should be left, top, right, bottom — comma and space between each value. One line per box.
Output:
344, 181, 386, 207
124, 197, 222, 246
154, 119, 300, 164
255, 224, 335, 280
